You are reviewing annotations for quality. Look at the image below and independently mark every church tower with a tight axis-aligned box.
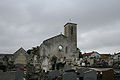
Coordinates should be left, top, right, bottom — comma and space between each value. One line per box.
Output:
64, 23, 77, 47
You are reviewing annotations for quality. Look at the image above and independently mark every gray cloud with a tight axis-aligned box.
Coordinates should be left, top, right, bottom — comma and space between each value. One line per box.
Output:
0, 0, 120, 54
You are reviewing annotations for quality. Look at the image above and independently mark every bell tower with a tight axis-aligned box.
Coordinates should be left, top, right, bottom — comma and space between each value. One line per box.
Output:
64, 23, 77, 47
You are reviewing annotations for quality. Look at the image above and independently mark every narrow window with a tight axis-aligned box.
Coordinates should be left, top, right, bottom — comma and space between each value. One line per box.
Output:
71, 26, 73, 35
65, 47, 67, 53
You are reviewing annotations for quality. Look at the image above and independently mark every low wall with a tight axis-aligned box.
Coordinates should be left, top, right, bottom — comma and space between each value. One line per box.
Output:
0, 72, 16, 80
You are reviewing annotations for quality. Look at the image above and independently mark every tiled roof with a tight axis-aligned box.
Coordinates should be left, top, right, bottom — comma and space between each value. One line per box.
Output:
100, 54, 111, 57
83, 51, 97, 56
97, 56, 109, 59
99, 54, 111, 59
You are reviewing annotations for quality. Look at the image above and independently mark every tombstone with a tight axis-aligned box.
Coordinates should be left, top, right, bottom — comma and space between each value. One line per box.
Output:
48, 70, 61, 80
0, 65, 7, 72
15, 64, 24, 80
26, 64, 36, 80
56, 62, 66, 70
62, 72, 77, 80
82, 63, 85, 66
0, 70, 3, 72
77, 68, 90, 77
29, 73, 39, 80
84, 70, 97, 80
64, 64, 72, 71
42, 57, 49, 72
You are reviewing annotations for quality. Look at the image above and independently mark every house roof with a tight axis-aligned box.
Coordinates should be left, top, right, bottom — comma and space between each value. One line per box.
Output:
83, 51, 98, 56
97, 56, 109, 59
100, 54, 111, 57
117, 52, 120, 54
99, 54, 111, 59
14, 47, 27, 55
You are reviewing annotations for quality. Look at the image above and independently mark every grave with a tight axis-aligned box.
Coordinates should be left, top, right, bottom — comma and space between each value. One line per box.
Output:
64, 64, 72, 71
77, 68, 90, 78
62, 71, 77, 80
48, 70, 61, 80
84, 70, 97, 80
15, 64, 24, 80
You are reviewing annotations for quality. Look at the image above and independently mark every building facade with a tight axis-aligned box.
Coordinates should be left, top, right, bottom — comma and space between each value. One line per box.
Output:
38, 23, 80, 71
14, 47, 28, 66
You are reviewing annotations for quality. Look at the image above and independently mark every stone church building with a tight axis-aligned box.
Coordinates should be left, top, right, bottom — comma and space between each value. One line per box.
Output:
0, 22, 80, 72
39, 23, 80, 71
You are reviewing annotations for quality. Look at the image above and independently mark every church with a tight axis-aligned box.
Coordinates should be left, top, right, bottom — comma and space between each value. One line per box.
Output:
38, 23, 80, 71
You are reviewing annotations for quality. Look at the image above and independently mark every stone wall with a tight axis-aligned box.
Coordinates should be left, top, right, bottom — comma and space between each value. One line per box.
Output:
0, 72, 16, 80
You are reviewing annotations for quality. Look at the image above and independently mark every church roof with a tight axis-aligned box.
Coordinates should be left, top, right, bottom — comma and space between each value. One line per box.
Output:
43, 33, 67, 43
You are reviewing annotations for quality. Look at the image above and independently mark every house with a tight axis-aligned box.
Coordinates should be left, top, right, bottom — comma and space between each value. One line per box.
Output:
0, 54, 14, 66
97, 54, 111, 62
82, 51, 101, 67
14, 47, 28, 66
90, 68, 114, 80
82, 52, 113, 67
113, 52, 120, 62
83, 51, 101, 59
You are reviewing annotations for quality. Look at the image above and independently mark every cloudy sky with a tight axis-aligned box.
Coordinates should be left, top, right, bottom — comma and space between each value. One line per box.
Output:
0, 0, 120, 54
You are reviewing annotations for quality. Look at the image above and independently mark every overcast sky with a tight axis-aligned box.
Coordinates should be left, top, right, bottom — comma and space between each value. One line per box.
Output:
0, 0, 120, 54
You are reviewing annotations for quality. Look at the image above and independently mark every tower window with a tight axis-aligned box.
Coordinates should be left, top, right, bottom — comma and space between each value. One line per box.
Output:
71, 26, 73, 35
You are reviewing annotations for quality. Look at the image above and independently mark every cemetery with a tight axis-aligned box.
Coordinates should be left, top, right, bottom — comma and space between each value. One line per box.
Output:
0, 23, 120, 80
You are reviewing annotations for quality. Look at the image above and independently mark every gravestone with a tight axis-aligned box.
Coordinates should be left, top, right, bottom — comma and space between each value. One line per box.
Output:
48, 70, 61, 79
62, 72, 77, 80
77, 68, 90, 77
15, 64, 24, 80
84, 70, 97, 80
64, 64, 72, 71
